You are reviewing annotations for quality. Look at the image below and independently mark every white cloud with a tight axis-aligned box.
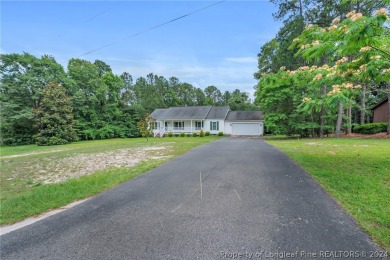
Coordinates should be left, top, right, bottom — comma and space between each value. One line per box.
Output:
225, 57, 258, 63
0, 48, 6, 54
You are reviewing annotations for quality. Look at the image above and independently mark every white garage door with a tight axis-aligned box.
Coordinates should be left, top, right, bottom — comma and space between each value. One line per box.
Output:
232, 123, 263, 136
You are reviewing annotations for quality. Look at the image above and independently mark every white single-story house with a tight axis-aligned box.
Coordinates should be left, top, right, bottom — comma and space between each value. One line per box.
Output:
150, 106, 264, 137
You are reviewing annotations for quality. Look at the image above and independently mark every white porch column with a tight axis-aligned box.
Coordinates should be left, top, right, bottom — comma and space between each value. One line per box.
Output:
190, 120, 192, 132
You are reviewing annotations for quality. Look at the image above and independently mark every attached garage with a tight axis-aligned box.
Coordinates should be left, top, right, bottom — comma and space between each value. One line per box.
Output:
232, 122, 263, 136
225, 111, 264, 136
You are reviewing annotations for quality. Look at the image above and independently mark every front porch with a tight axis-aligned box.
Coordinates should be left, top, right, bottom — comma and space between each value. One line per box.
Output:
152, 120, 205, 137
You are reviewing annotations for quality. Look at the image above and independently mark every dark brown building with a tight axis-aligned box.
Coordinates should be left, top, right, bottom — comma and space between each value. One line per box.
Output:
372, 97, 389, 123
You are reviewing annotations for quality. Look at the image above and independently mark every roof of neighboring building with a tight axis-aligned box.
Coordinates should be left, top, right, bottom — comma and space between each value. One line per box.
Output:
205, 106, 230, 119
372, 97, 388, 110
225, 111, 263, 121
151, 106, 213, 120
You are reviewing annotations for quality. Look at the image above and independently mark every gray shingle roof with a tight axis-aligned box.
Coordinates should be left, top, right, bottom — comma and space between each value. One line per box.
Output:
225, 111, 263, 121
152, 106, 212, 120
151, 106, 263, 121
150, 109, 169, 119
205, 106, 230, 119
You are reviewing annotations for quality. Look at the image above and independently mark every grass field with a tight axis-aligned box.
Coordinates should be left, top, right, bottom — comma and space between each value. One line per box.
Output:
265, 137, 390, 250
0, 136, 221, 225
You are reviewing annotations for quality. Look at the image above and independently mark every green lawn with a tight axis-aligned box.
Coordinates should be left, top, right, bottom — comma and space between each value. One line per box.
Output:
266, 137, 390, 251
0, 136, 221, 225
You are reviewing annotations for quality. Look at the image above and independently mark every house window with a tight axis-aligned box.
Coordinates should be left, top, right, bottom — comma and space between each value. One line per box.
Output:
174, 121, 184, 130
210, 121, 219, 131
195, 121, 203, 130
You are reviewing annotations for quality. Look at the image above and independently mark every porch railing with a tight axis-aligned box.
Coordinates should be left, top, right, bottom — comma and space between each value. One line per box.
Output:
153, 127, 204, 137
153, 127, 166, 138
164, 127, 204, 133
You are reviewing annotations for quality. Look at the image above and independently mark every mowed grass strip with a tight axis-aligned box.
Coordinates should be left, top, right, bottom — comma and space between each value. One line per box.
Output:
266, 137, 390, 250
0, 136, 221, 225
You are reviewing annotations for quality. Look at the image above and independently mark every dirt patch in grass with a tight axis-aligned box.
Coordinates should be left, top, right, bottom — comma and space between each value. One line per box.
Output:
1, 148, 71, 159
1, 137, 222, 225
304, 142, 321, 145
6, 146, 172, 185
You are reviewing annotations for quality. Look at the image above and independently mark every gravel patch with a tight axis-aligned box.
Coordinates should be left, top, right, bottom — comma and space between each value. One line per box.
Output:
15, 146, 172, 185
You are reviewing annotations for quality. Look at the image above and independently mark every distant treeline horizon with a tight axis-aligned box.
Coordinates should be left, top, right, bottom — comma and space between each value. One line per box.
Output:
0, 52, 256, 145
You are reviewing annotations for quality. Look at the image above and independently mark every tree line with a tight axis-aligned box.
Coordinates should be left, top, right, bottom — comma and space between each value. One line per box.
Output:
0, 53, 255, 146
255, 0, 389, 137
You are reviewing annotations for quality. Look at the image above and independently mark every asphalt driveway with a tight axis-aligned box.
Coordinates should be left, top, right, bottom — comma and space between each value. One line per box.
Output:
1, 138, 381, 259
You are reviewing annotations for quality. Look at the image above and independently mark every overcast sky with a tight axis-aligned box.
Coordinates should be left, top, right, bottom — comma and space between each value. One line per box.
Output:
1, 0, 281, 98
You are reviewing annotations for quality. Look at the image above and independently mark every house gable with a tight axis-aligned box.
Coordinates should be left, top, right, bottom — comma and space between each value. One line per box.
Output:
205, 106, 230, 120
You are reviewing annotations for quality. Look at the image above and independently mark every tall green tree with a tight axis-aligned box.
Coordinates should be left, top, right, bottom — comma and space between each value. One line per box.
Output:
1, 52, 248, 145
204, 85, 222, 105
257, 7, 390, 137
0, 53, 68, 145
221, 91, 232, 105
34, 82, 77, 145
256, 1, 390, 136
94, 60, 112, 77
256, 0, 388, 81
228, 89, 256, 111
67, 59, 137, 140
67, 58, 101, 139
293, 8, 390, 135
120, 72, 135, 106
194, 87, 206, 106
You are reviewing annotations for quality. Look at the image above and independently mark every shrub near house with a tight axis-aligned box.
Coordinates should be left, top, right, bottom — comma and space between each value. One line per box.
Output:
353, 123, 388, 134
